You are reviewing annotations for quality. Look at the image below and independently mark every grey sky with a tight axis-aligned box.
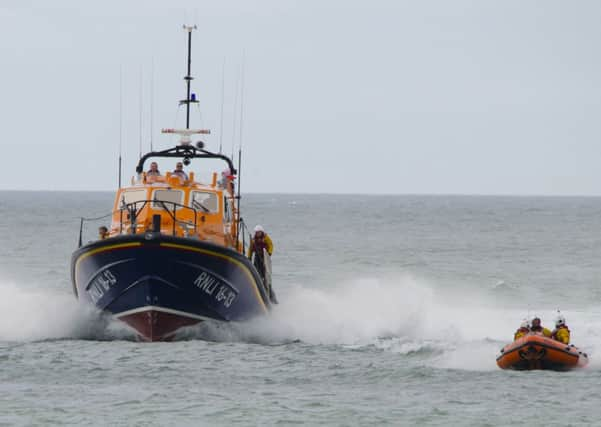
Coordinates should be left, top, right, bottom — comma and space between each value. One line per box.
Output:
1, 1, 600, 195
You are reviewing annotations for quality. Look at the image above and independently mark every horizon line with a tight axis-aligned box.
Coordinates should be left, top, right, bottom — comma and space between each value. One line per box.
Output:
1, 188, 601, 198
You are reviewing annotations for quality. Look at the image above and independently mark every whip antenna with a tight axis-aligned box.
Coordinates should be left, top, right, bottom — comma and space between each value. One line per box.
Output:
138, 66, 143, 159
237, 52, 245, 197
118, 66, 123, 188
235, 52, 246, 244
230, 64, 240, 160
239, 51, 245, 152
218, 58, 226, 154
150, 58, 154, 151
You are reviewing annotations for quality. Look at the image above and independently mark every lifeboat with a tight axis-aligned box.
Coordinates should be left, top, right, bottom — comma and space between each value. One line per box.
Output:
496, 334, 588, 371
70, 27, 276, 341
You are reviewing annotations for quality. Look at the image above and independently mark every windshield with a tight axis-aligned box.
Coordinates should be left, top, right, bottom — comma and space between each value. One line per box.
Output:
121, 189, 148, 207
152, 189, 184, 210
190, 191, 218, 213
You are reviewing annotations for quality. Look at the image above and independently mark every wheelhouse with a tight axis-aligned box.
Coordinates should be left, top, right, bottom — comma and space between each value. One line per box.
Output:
109, 169, 239, 248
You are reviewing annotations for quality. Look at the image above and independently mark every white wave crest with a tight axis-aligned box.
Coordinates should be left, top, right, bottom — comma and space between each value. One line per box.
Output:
0, 281, 100, 342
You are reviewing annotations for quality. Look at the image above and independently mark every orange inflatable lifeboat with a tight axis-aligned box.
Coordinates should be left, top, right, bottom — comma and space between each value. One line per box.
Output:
496, 334, 589, 371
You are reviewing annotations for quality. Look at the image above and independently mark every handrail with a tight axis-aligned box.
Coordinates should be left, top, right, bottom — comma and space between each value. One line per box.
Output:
122, 199, 199, 236
78, 211, 117, 248
77, 199, 200, 247
238, 217, 252, 256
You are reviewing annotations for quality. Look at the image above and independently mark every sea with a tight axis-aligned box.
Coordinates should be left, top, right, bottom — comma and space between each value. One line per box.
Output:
1, 191, 601, 426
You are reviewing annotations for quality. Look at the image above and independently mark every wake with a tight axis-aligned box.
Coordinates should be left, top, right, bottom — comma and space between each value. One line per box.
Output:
0, 281, 132, 342
225, 275, 601, 371
2, 275, 599, 372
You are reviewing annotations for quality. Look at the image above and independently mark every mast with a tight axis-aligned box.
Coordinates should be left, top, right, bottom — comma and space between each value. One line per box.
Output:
180, 25, 198, 130
164, 25, 209, 145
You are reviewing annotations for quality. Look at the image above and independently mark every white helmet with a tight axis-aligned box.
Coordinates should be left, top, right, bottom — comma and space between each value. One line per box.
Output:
520, 319, 530, 329
254, 225, 264, 233
555, 314, 566, 328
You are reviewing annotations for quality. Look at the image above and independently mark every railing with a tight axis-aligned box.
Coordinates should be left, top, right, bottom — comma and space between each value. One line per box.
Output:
238, 217, 252, 257
77, 199, 199, 248
77, 212, 114, 247
119, 200, 198, 236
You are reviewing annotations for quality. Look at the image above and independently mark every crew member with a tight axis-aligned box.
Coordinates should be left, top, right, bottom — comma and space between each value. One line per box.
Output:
514, 319, 530, 340
247, 225, 274, 259
172, 162, 189, 180
530, 316, 552, 337
147, 162, 161, 176
218, 168, 235, 193
98, 226, 109, 240
247, 225, 274, 278
551, 314, 570, 344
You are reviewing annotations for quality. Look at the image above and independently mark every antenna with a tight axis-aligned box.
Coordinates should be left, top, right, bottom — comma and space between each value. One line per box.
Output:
237, 52, 245, 197
218, 58, 226, 154
230, 64, 240, 160
180, 25, 198, 130
235, 52, 246, 244
138, 66, 143, 159
239, 51, 245, 151
118, 66, 123, 188
150, 58, 154, 151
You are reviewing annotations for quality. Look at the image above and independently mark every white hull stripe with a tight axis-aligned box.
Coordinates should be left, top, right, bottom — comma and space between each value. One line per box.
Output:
115, 305, 213, 322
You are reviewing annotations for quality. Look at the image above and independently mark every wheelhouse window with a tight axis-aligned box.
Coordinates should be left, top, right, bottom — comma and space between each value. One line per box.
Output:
152, 189, 184, 210
190, 191, 219, 214
120, 189, 148, 207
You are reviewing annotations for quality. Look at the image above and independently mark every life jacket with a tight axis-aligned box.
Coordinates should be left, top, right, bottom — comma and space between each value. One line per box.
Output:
551, 325, 570, 340
514, 327, 529, 339
253, 236, 267, 254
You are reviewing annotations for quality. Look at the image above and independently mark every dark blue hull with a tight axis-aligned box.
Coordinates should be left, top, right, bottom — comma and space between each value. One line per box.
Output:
71, 233, 272, 340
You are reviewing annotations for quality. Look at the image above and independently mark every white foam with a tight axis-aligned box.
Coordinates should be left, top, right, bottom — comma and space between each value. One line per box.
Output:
243, 275, 434, 345
0, 281, 98, 342
3, 273, 598, 373
239, 274, 601, 371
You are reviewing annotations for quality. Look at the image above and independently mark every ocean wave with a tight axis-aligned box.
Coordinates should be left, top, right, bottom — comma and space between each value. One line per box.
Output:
2, 274, 600, 373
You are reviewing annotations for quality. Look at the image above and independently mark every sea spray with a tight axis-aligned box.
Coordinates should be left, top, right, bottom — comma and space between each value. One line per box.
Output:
241, 274, 435, 345
3, 273, 599, 373
0, 280, 102, 342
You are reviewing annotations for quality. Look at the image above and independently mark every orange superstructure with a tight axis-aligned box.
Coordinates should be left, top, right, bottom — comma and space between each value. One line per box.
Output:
110, 169, 240, 250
